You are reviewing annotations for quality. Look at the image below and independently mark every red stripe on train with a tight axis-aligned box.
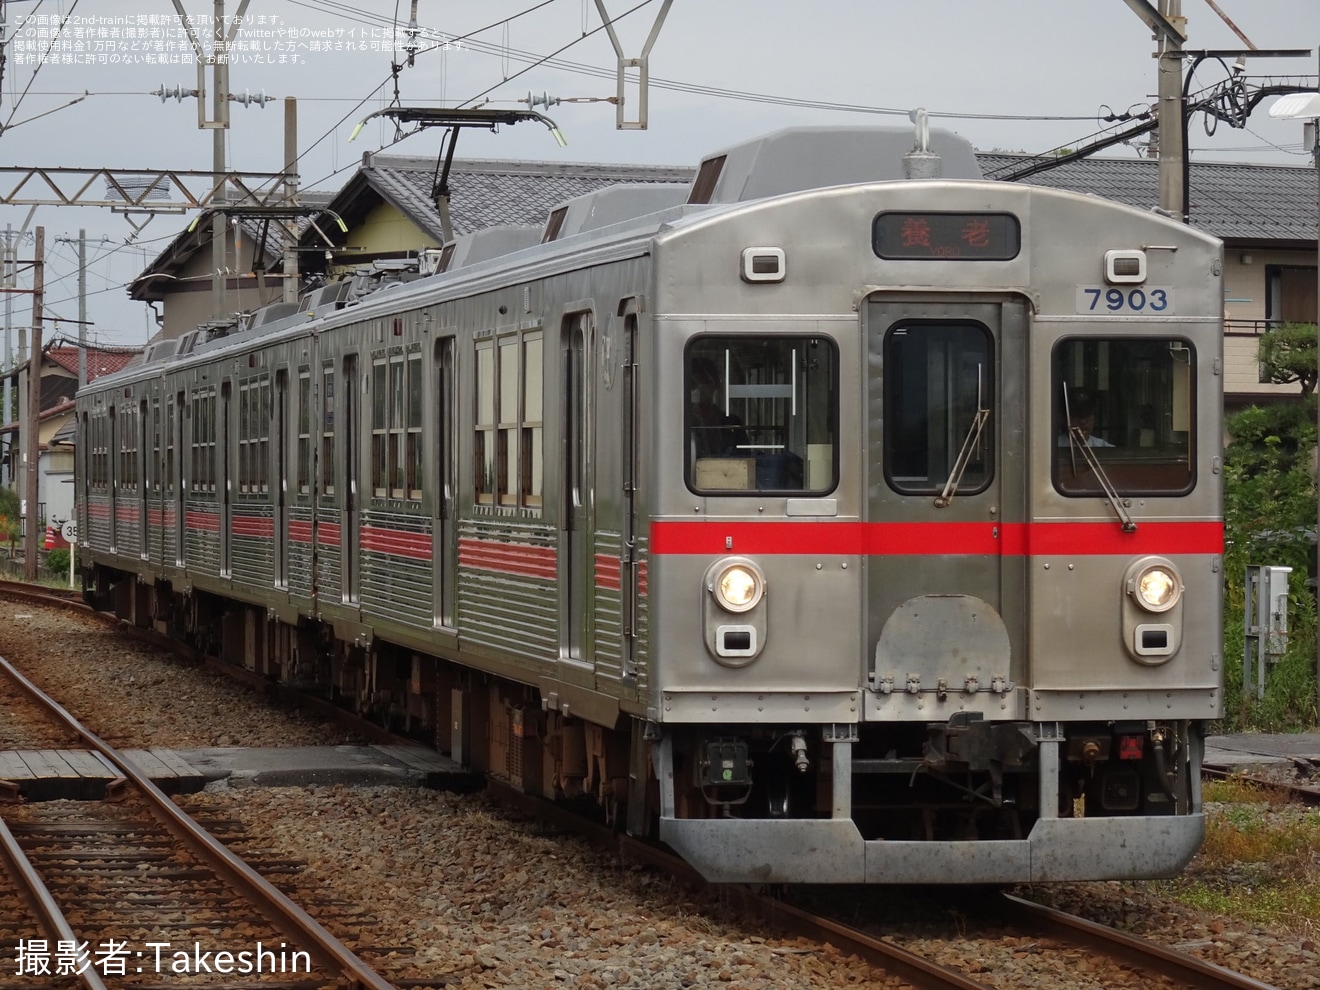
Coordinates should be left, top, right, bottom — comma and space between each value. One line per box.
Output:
317, 522, 342, 545
185, 511, 221, 533
459, 538, 557, 580
289, 520, 313, 544
232, 515, 275, 538
361, 526, 432, 561
649, 520, 1223, 556
595, 554, 621, 591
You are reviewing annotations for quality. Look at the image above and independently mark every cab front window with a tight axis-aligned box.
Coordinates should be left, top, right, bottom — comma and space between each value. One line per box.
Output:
1053, 338, 1195, 496
685, 336, 838, 495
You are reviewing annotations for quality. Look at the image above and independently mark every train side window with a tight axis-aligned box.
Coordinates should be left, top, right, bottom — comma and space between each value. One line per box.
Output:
884, 322, 994, 496
685, 336, 838, 495
475, 341, 496, 505
1052, 338, 1195, 497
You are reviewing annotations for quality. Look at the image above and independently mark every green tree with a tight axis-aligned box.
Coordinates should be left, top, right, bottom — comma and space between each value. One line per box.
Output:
1221, 391, 1318, 729
1257, 321, 1318, 394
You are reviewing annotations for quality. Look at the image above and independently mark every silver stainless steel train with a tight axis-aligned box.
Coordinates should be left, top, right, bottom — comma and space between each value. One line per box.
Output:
76, 126, 1224, 884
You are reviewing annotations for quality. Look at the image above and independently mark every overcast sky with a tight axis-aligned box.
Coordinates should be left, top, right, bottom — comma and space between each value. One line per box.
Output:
3, 0, 1320, 348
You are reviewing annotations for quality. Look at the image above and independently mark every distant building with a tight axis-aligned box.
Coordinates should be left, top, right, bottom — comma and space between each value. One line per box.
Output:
1, 343, 142, 524
294, 153, 696, 281
978, 153, 1317, 409
127, 144, 1316, 412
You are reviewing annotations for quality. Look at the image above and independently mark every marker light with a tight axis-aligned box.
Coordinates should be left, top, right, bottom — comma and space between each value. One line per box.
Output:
714, 563, 764, 613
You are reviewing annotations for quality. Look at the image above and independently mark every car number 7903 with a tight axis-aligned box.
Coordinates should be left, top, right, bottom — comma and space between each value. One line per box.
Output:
1075, 286, 1174, 315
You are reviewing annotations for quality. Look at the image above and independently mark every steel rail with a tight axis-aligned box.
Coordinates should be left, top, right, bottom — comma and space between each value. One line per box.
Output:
0, 815, 111, 990
1203, 764, 1320, 806
486, 780, 993, 990
0, 652, 396, 990
998, 892, 1282, 990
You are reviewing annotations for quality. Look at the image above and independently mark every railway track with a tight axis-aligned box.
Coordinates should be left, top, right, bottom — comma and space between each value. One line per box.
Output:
0, 650, 394, 990
488, 780, 1285, 990
0, 580, 1307, 988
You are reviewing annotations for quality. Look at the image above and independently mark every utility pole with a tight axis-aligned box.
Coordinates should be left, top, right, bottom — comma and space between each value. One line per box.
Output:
211, 0, 229, 320
171, 0, 252, 319
2, 224, 13, 481
77, 228, 86, 387
23, 227, 43, 581
54, 230, 89, 387
1121, 0, 1189, 218
1156, 0, 1187, 218
283, 97, 299, 303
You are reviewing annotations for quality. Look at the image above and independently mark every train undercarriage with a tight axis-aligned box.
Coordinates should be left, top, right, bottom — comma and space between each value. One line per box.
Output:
88, 569, 1205, 884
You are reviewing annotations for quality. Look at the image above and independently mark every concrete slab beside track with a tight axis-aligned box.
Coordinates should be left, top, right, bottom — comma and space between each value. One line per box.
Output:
1204, 733, 1320, 769
0, 744, 474, 800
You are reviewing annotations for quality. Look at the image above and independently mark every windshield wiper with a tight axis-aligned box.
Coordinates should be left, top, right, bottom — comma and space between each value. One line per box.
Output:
1068, 426, 1137, 532
934, 408, 990, 509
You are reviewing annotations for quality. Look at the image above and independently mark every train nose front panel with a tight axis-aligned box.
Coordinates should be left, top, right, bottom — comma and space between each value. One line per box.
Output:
863, 297, 1028, 721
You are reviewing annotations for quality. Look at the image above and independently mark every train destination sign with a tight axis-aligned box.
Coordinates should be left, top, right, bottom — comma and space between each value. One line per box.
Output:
873, 211, 1020, 260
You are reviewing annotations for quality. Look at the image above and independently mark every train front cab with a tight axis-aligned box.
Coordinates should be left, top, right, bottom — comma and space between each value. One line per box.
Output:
649, 185, 1223, 884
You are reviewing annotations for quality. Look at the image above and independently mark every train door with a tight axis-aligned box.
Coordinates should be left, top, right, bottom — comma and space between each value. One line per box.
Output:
138, 399, 149, 559
619, 311, 640, 685
274, 370, 289, 590
341, 353, 361, 604
558, 312, 595, 673
220, 382, 233, 578
865, 298, 1028, 693
432, 337, 456, 627
174, 392, 186, 566
108, 405, 118, 553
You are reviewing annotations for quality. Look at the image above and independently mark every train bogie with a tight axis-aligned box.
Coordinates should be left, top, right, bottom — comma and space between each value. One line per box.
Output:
76, 125, 1224, 885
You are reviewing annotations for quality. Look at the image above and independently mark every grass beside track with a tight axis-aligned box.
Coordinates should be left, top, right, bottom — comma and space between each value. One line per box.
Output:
1144, 776, 1320, 938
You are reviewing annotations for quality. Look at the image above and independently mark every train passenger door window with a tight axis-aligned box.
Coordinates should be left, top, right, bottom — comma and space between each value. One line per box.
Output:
474, 332, 543, 509
522, 332, 544, 506
883, 323, 994, 495
321, 364, 336, 497
297, 370, 312, 496
406, 352, 423, 500
1052, 338, 1195, 496
371, 357, 389, 497
685, 336, 839, 494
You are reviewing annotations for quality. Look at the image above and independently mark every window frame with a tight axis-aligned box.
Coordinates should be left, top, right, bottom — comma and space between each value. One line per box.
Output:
683, 334, 840, 497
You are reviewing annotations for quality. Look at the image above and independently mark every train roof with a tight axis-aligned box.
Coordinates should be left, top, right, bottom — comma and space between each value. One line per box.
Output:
688, 125, 984, 205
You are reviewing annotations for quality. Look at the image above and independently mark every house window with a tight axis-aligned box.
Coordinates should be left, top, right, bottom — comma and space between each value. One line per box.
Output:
1266, 264, 1318, 327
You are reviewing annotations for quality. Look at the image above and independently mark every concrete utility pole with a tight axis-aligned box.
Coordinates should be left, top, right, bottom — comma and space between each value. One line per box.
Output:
1156, 0, 1187, 219
1121, 0, 1189, 218
77, 229, 86, 386
23, 227, 43, 581
171, 0, 252, 319
53, 230, 90, 387
283, 97, 299, 303
2, 225, 13, 468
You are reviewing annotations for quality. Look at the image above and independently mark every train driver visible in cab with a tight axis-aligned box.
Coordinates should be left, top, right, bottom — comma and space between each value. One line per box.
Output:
690, 357, 748, 457
1058, 390, 1114, 448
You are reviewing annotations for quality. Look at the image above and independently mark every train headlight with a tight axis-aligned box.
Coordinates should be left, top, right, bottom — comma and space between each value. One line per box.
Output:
712, 561, 765, 613
1131, 563, 1182, 613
